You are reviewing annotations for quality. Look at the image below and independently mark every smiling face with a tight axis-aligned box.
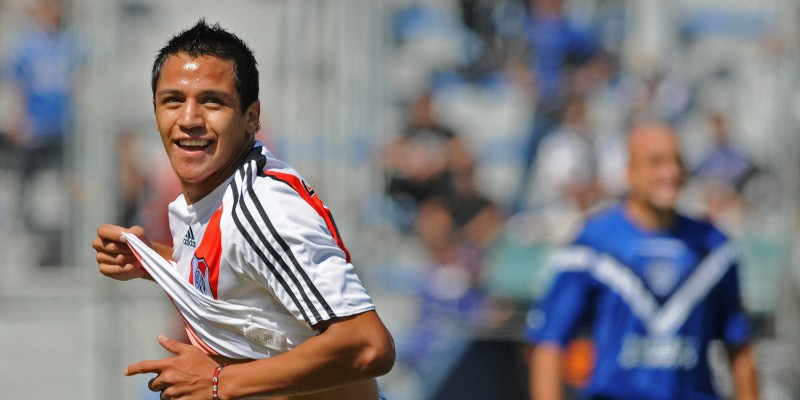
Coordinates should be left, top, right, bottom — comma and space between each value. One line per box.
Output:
626, 122, 685, 214
154, 53, 259, 203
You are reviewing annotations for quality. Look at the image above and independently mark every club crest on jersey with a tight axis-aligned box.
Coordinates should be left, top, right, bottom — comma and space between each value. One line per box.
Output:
191, 255, 213, 297
183, 227, 196, 247
645, 260, 680, 297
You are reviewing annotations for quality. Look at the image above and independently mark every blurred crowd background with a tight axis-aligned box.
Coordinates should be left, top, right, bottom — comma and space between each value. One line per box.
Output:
0, 0, 800, 399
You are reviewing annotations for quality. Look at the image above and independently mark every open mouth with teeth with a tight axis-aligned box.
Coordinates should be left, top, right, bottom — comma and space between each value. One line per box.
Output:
177, 139, 212, 150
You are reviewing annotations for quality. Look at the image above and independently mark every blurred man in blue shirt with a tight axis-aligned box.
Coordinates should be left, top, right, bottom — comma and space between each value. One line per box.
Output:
524, 121, 759, 400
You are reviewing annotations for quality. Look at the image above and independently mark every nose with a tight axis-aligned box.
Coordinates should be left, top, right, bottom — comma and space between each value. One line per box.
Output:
178, 99, 204, 131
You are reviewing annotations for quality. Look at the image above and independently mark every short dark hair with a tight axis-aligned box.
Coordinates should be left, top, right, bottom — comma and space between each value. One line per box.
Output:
151, 19, 259, 112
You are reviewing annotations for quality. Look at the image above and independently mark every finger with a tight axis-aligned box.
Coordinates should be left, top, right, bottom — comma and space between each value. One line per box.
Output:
161, 386, 181, 400
92, 235, 131, 255
96, 224, 127, 241
96, 224, 146, 246
148, 376, 166, 393
94, 238, 134, 255
95, 252, 138, 267
125, 359, 166, 376
91, 236, 105, 251
158, 334, 190, 356
98, 263, 136, 276
125, 225, 147, 241
98, 264, 140, 279
94, 230, 135, 257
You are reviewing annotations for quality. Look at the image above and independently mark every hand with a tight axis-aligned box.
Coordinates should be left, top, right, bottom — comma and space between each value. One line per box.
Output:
92, 224, 150, 281
125, 334, 219, 400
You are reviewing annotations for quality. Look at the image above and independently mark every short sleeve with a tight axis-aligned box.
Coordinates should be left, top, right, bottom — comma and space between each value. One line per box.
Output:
715, 260, 752, 345
229, 173, 375, 327
524, 245, 597, 347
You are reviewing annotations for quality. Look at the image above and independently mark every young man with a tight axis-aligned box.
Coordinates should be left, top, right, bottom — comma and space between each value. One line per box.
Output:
524, 121, 759, 400
92, 20, 394, 399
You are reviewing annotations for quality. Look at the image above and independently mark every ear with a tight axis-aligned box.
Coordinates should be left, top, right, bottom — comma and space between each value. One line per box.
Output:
244, 100, 261, 134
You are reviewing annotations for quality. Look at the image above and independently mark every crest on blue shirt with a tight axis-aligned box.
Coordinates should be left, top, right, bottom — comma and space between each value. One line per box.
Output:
645, 260, 680, 297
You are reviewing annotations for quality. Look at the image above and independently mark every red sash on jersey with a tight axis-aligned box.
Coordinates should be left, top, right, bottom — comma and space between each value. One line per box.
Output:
264, 171, 351, 262
189, 207, 223, 299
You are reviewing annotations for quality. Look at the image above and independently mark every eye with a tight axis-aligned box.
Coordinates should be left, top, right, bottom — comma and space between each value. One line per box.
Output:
159, 96, 183, 105
203, 97, 224, 106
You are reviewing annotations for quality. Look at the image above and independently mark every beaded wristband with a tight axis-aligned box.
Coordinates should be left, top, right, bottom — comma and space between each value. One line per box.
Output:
212, 364, 227, 400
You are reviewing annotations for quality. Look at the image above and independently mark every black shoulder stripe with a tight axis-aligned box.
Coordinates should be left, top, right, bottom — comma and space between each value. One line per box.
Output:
243, 146, 268, 177
229, 164, 317, 324
246, 174, 336, 321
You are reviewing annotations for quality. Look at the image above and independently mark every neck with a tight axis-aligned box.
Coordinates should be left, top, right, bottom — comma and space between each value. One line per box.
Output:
624, 197, 676, 231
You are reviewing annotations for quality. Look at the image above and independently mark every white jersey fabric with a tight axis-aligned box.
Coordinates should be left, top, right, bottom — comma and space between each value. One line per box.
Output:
128, 142, 375, 359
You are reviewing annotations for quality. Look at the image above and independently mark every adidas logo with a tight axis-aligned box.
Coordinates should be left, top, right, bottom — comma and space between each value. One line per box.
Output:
183, 227, 197, 247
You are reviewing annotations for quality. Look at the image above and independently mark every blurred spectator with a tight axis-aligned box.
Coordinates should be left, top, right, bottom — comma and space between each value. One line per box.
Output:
518, 92, 627, 245
630, 71, 693, 126
524, 121, 759, 400
116, 132, 147, 228
456, 0, 517, 77
382, 90, 508, 397
524, 0, 597, 107
2, 0, 84, 261
382, 91, 502, 265
692, 109, 760, 233
513, 0, 599, 212
529, 95, 607, 213
458, 0, 495, 41
579, 55, 631, 198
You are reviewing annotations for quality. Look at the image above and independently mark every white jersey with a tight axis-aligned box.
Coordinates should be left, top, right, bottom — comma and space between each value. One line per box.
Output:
135, 142, 375, 359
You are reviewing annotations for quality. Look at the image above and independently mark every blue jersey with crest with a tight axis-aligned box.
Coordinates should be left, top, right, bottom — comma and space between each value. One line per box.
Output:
524, 205, 751, 400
